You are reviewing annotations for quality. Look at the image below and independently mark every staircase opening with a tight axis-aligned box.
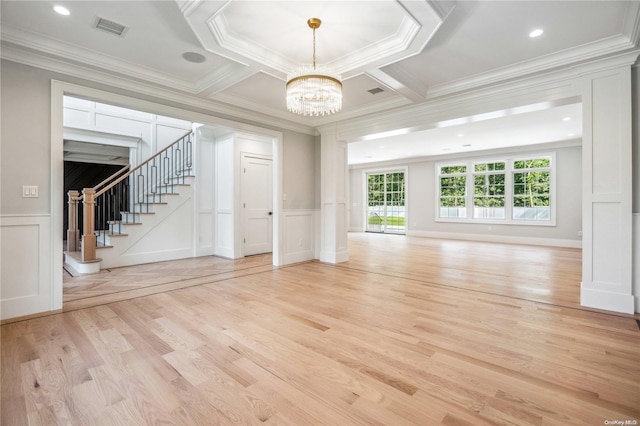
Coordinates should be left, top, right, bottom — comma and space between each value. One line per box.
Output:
58, 90, 280, 309
63, 161, 126, 241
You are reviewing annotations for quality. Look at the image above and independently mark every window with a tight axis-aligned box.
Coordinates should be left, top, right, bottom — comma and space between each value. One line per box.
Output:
439, 165, 467, 218
473, 162, 505, 219
512, 158, 551, 221
436, 154, 554, 225
367, 171, 406, 234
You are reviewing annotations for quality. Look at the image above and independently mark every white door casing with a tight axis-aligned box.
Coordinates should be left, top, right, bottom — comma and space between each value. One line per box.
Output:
242, 155, 273, 256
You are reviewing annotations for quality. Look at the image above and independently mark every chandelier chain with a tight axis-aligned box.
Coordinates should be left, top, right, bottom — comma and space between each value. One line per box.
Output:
312, 27, 317, 70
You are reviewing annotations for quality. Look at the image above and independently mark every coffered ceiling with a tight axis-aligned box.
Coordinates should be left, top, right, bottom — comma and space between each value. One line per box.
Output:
1, 1, 639, 163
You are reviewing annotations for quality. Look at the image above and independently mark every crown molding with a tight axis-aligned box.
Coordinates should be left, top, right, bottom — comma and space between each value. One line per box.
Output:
1, 43, 317, 137
623, 1, 640, 47
427, 35, 637, 99
1, 25, 197, 94
195, 63, 256, 94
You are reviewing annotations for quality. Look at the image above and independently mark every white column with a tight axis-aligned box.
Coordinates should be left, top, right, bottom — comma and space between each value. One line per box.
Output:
580, 65, 634, 314
319, 127, 349, 263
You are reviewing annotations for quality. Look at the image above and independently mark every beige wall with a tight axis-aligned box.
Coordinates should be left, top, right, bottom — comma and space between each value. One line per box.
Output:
1, 61, 52, 215
282, 129, 317, 210
349, 144, 583, 245
0, 59, 318, 217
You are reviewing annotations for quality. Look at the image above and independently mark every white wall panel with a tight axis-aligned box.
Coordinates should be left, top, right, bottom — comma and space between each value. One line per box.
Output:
0, 215, 52, 320
580, 67, 634, 314
198, 214, 214, 251
591, 74, 622, 194
319, 128, 349, 263
156, 123, 191, 152
283, 210, 316, 264
592, 203, 622, 285
216, 212, 234, 258
63, 108, 91, 127
195, 132, 215, 256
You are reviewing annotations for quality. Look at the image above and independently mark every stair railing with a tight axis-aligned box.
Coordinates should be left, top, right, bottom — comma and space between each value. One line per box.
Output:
75, 131, 193, 262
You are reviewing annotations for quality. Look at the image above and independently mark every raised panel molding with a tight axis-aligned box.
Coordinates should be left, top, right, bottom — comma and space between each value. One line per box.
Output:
282, 210, 316, 264
580, 65, 634, 314
0, 215, 53, 320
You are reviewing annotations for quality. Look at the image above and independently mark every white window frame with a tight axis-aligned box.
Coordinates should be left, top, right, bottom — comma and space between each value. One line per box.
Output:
435, 152, 556, 226
436, 162, 468, 219
362, 166, 409, 234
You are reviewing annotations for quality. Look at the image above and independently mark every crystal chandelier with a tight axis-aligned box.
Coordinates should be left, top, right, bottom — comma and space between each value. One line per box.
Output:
286, 18, 342, 116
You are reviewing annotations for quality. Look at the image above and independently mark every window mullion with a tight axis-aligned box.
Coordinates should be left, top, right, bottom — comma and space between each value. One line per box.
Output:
505, 164, 514, 222
466, 162, 473, 220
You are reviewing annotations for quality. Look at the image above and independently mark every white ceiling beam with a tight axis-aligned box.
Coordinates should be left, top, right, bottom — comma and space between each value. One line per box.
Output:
366, 65, 427, 103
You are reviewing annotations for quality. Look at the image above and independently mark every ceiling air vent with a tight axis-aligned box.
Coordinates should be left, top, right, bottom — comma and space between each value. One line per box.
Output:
367, 87, 384, 95
94, 17, 129, 37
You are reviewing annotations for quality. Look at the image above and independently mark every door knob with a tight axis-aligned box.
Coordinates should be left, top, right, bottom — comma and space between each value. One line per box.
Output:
268, 212, 272, 215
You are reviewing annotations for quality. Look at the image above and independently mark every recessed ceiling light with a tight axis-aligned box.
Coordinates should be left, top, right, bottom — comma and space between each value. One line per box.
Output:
182, 52, 206, 63
529, 29, 544, 38
379, 146, 385, 149
457, 133, 464, 137
53, 5, 70, 15
562, 116, 571, 121
568, 133, 575, 137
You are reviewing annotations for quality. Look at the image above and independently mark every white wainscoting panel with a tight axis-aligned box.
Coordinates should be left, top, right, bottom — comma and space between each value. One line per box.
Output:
215, 211, 235, 258
283, 210, 317, 264
198, 212, 214, 253
1, 215, 52, 320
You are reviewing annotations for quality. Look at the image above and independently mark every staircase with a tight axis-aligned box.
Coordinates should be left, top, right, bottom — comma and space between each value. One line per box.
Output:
65, 132, 195, 274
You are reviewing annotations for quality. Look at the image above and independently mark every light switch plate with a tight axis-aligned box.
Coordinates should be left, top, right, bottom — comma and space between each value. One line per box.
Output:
22, 185, 38, 198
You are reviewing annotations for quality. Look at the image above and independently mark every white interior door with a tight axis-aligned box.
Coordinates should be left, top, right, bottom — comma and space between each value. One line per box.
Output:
242, 155, 273, 256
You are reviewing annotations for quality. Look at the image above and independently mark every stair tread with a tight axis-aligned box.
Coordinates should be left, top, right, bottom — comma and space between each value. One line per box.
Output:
134, 202, 168, 205
107, 221, 142, 225
96, 231, 128, 237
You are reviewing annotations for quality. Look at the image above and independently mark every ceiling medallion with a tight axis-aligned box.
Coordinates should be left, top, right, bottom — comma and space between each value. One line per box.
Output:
286, 18, 342, 117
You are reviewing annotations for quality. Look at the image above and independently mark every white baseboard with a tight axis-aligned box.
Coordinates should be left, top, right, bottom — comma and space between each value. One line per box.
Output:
406, 230, 582, 248
319, 250, 349, 264
580, 284, 635, 314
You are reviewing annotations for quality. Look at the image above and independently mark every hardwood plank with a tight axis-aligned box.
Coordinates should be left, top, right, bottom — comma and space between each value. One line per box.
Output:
2, 234, 639, 424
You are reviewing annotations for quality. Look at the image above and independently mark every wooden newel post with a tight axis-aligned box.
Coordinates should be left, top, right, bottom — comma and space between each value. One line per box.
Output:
67, 190, 80, 252
81, 188, 97, 262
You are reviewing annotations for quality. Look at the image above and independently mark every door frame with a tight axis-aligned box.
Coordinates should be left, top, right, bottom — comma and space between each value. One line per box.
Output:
51, 81, 285, 312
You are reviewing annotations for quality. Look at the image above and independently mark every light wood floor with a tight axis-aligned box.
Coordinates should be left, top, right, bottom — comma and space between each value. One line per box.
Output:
3, 234, 639, 425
